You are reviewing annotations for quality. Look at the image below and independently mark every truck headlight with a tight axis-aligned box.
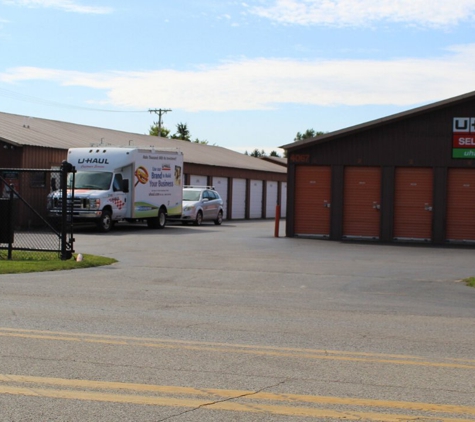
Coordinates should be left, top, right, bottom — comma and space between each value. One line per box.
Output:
89, 198, 101, 209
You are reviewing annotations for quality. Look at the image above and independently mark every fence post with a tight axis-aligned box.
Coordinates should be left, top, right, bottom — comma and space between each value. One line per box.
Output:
7, 184, 14, 260
60, 161, 74, 260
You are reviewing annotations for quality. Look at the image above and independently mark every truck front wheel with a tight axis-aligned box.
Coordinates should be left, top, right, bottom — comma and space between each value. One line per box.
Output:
97, 209, 113, 232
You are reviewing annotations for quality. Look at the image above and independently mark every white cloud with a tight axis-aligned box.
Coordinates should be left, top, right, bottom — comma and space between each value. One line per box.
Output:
2, 0, 113, 14
248, 0, 475, 27
2, 44, 475, 111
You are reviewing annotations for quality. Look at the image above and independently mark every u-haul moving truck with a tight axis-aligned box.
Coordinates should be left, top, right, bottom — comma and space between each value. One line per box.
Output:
48, 147, 183, 231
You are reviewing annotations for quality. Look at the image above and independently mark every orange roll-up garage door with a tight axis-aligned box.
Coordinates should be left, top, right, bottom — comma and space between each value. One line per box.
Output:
446, 169, 475, 242
343, 167, 381, 239
394, 168, 433, 240
294, 166, 331, 236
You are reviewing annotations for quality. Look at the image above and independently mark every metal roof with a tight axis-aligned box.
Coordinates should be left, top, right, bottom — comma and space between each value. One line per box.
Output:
281, 90, 475, 151
0, 111, 286, 174
260, 156, 287, 167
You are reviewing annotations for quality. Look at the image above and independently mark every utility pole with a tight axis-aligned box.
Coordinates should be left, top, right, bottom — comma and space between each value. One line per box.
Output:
149, 108, 172, 137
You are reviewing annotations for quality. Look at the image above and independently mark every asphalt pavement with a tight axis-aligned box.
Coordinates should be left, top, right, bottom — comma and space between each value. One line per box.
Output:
0, 219, 474, 421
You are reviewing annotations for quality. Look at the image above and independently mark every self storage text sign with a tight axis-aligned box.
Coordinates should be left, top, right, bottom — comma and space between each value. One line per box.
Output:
453, 117, 475, 158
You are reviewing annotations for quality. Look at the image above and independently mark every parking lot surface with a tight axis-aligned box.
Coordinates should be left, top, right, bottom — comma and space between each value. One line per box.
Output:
1, 220, 474, 421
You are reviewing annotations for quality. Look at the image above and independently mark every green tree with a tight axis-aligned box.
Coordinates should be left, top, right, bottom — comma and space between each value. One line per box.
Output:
149, 122, 171, 138
193, 138, 209, 145
294, 128, 327, 142
286, 129, 327, 157
171, 122, 191, 141
270, 150, 280, 157
150, 121, 215, 145
250, 149, 266, 157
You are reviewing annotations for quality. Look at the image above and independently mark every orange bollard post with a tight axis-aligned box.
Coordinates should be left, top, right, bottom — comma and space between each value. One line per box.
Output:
274, 205, 281, 237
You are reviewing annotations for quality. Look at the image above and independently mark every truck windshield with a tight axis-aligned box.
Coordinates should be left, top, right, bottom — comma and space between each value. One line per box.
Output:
68, 171, 113, 190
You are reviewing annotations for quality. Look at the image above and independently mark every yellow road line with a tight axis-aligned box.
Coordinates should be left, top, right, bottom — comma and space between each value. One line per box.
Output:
1, 327, 473, 361
1, 374, 474, 417
0, 384, 473, 422
137, 341, 475, 369
0, 327, 438, 358
0, 327, 474, 370
0, 332, 82, 342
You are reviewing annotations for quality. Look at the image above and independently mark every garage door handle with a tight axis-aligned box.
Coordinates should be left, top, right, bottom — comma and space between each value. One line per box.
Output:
373, 202, 380, 210
424, 204, 433, 211
323, 201, 331, 208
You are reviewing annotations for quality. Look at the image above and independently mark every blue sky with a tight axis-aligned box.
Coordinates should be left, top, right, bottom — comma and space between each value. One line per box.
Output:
1, 0, 475, 155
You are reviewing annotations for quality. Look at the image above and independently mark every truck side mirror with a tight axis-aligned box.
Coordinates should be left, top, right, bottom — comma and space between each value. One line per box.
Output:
122, 179, 129, 193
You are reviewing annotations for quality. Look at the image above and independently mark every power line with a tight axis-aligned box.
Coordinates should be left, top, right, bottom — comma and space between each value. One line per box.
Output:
0, 87, 147, 113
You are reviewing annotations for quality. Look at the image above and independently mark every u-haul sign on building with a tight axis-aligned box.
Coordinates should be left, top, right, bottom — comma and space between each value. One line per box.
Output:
453, 117, 475, 158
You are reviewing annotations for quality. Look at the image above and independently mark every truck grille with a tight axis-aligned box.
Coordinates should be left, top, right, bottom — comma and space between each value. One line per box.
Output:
53, 197, 86, 210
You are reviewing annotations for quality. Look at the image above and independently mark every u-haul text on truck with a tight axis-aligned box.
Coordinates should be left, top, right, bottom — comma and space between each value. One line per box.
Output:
48, 147, 183, 232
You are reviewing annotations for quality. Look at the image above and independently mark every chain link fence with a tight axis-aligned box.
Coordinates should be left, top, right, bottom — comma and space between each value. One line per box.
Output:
0, 163, 74, 261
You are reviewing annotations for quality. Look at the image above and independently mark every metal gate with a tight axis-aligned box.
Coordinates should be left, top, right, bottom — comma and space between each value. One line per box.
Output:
294, 166, 331, 236
212, 177, 228, 220
394, 167, 433, 241
265, 181, 278, 218
446, 168, 475, 242
189, 175, 207, 186
280, 182, 287, 218
231, 178, 246, 219
249, 180, 263, 219
343, 167, 381, 239
0, 162, 75, 260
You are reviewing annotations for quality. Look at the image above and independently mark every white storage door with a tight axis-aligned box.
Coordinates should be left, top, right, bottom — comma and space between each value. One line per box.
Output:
249, 180, 263, 219
280, 182, 287, 218
189, 175, 206, 186
213, 177, 228, 219
232, 178, 246, 219
266, 181, 278, 218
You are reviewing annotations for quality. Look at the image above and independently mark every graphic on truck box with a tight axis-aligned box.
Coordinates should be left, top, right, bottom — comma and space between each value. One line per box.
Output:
134, 166, 148, 186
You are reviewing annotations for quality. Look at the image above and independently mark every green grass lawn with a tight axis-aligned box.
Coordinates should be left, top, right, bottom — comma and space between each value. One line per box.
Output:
0, 251, 117, 274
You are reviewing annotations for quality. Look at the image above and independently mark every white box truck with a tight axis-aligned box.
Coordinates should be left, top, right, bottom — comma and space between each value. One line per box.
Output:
48, 147, 183, 232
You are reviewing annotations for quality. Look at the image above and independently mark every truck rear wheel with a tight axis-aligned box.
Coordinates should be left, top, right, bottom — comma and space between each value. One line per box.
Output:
147, 207, 167, 229
97, 209, 113, 232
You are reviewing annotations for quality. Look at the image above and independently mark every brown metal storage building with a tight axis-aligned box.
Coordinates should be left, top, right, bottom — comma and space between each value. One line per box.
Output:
282, 91, 475, 244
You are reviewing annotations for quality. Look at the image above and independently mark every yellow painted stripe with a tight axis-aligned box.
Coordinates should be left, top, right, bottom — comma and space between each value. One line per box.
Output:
0, 328, 474, 370
0, 385, 473, 422
2, 326, 473, 364
0, 327, 454, 360
0, 332, 82, 342
1, 374, 474, 416
137, 341, 475, 369
2, 327, 474, 363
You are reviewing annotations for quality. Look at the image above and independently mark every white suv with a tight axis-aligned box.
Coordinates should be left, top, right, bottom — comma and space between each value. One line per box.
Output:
180, 186, 224, 226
